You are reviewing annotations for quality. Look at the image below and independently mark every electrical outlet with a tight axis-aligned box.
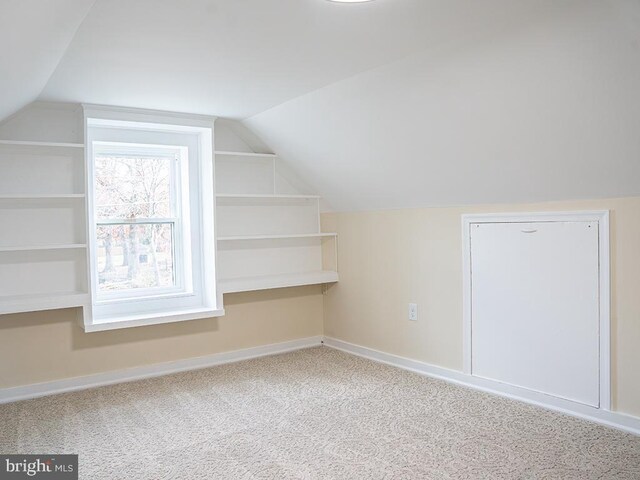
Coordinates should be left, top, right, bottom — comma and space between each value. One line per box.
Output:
408, 303, 418, 321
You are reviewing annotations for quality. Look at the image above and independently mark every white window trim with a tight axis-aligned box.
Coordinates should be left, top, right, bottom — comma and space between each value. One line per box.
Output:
81, 105, 224, 331
92, 142, 189, 303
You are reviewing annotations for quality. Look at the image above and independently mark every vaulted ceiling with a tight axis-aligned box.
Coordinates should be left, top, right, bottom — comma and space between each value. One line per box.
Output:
0, 0, 96, 122
247, 0, 640, 210
2, 0, 639, 210
2, 0, 576, 120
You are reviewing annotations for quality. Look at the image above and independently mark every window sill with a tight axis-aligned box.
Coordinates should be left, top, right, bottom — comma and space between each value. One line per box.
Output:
83, 307, 225, 332
94, 290, 195, 306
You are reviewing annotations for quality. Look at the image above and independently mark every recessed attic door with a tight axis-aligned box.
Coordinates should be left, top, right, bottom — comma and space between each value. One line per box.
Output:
463, 212, 610, 409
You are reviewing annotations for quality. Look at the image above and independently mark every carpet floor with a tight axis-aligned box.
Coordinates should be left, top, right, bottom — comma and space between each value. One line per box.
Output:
1, 346, 639, 479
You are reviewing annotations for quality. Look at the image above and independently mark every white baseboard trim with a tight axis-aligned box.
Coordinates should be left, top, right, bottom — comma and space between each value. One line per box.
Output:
322, 337, 640, 436
0, 336, 323, 405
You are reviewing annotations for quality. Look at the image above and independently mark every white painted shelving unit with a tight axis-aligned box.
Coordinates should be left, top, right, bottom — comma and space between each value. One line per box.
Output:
0, 103, 337, 317
0, 105, 90, 315
0, 140, 85, 149
214, 150, 338, 294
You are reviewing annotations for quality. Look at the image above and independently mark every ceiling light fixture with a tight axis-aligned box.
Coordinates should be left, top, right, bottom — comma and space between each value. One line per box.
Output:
327, 0, 375, 3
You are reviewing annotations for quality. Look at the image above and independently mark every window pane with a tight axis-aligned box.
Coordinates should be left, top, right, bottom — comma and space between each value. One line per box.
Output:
95, 154, 173, 220
97, 223, 175, 292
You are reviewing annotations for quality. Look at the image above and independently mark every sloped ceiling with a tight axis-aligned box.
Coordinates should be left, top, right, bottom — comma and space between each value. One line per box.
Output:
247, 0, 640, 211
32, 0, 564, 119
1, 0, 639, 210
0, 0, 96, 121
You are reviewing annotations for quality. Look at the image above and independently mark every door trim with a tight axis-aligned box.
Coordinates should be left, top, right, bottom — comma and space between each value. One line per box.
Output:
461, 210, 611, 411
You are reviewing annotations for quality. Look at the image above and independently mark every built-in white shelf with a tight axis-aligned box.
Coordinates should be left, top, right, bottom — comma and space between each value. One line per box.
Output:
0, 119, 89, 317
0, 127, 335, 313
216, 194, 320, 199
0, 194, 85, 199
0, 292, 89, 315
219, 271, 339, 294
215, 150, 276, 158
0, 140, 85, 149
0, 244, 87, 253
0, 140, 85, 196
214, 149, 338, 294
218, 233, 336, 242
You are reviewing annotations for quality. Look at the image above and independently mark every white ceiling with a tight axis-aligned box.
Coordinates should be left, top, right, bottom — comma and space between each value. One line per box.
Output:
1, 0, 639, 210
0, 0, 95, 121
8, 0, 568, 120
247, 0, 640, 210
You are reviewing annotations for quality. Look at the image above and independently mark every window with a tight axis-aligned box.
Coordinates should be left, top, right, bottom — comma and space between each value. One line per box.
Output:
93, 144, 187, 299
83, 106, 223, 330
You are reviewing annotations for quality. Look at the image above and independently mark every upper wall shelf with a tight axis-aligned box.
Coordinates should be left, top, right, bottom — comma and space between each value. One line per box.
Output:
0, 124, 89, 316
216, 194, 320, 199
0, 292, 90, 315
215, 150, 276, 158
218, 233, 337, 242
0, 194, 85, 199
215, 194, 321, 206
213, 148, 337, 293
219, 271, 339, 294
0, 140, 85, 149
0, 243, 87, 253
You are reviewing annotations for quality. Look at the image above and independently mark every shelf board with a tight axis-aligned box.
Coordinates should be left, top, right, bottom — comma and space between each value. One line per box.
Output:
0, 292, 89, 315
0, 140, 85, 149
219, 270, 339, 294
0, 244, 87, 253
215, 150, 276, 158
0, 194, 85, 199
216, 194, 320, 200
218, 233, 337, 242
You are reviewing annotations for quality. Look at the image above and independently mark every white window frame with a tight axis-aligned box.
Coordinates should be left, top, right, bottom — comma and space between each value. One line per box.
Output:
92, 142, 190, 303
81, 105, 224, 332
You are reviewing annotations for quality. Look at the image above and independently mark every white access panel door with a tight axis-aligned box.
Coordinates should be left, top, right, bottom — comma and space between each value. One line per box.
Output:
470, 221, 600, 407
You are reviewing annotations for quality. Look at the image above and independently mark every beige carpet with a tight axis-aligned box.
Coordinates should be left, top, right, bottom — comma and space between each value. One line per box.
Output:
1, 346, 639, 479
